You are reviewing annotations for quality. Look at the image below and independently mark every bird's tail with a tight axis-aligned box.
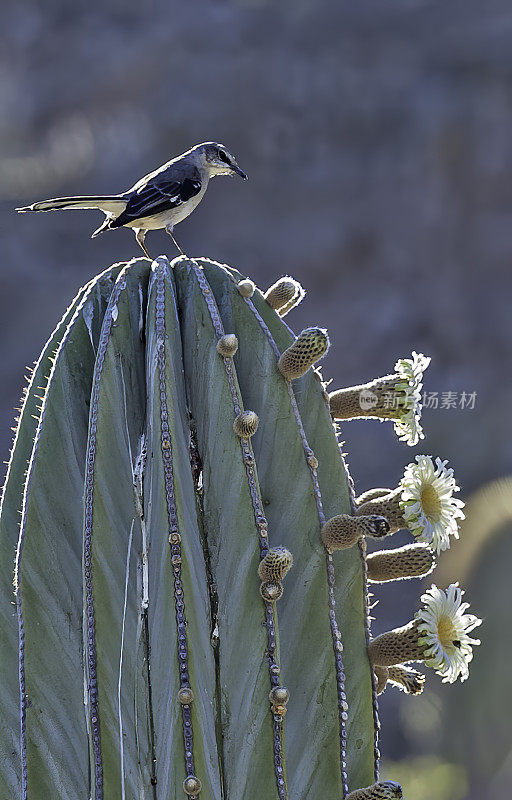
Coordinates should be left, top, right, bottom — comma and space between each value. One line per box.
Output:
16, 195, 127, 214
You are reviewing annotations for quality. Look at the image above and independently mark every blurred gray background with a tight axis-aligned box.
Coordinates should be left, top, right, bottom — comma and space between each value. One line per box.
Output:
1, 1, 511, 798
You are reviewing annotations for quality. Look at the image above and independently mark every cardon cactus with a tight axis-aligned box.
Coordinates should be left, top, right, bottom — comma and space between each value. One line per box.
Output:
0, 254, 481, 799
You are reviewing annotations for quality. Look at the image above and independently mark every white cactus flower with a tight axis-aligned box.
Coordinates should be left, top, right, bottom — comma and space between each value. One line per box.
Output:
416, 583, 482, 683
392, 351, 431, 445
399, 455, 465, 553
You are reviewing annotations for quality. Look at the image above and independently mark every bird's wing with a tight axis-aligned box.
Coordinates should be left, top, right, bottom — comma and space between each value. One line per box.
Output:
111, 166, 202, 227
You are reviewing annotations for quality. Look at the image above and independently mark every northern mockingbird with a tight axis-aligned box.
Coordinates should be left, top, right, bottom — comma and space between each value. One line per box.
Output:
16, 142, 248, 257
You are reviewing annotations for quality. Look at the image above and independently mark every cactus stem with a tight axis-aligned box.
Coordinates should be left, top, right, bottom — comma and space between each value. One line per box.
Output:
335, 429, 383, 785
81, 274, 128, 798
190, 264, 289, 800
153, 262, 198, 785
230, 287, 352, 797
80, 271, 136, 796
8, 265, 123, 800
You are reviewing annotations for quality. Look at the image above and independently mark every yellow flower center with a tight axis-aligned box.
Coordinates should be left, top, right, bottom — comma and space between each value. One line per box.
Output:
420, 484, 442, 522
437, 615, 459, 652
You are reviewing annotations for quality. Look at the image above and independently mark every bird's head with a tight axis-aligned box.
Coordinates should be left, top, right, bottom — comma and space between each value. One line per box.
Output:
198, 142, 248, 180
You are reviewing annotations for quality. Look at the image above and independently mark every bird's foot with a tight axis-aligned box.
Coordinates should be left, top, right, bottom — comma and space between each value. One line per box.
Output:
135, 229, 151, 259
166, 227, 187, 257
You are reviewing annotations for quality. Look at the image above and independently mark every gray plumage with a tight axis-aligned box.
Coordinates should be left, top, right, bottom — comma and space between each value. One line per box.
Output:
16, 142, 248, 258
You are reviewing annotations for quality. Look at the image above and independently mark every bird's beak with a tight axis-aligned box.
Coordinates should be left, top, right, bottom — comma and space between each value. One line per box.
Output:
232, 164, 248, 180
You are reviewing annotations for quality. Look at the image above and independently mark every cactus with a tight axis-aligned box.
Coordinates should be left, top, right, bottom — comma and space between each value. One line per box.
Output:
0, 254, 480, 799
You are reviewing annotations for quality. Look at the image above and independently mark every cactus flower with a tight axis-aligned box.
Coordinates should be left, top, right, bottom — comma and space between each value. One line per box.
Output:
369, 583, 482, 684
416, 583, 482, 683
329, 351, 430, 446
357, 455, 465, 554
400, 455, 465, 553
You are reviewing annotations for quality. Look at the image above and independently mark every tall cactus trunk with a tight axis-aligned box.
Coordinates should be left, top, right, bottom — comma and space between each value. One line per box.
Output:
0, 256, 379, 798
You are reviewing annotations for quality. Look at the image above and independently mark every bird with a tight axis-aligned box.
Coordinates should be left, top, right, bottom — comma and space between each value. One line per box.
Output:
16, 142, 248, 258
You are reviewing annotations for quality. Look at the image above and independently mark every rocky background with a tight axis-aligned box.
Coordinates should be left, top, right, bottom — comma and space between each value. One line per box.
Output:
1, 2, 511, 798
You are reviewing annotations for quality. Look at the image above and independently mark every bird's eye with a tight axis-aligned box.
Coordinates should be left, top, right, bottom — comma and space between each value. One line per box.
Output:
218, 151, 230, 164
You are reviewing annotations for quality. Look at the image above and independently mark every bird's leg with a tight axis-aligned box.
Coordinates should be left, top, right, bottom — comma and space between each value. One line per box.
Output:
135, 228, 151, 259
165, 225, 187, 257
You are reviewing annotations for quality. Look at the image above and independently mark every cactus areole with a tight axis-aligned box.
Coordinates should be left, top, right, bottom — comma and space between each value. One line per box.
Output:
0, 255, 478, 799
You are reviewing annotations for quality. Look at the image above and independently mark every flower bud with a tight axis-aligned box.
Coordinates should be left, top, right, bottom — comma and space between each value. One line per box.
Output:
373, 665, 389, 695
278, 327, 329, 380
366, 544, 436, 583
258, 547, 293, 582
177, 687, 194, 704
264, 276, 305, 316
321, 514, 390, 551
356, 489, 405, 533
233, 410, 259, 438
269, 686, 289, 705
356, 488, 393, 505
388, 665, 425, 695
183, 775, 202, 796
216, 334, 238, 357
260, 581, 284, 601
237, 279, 255, 297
